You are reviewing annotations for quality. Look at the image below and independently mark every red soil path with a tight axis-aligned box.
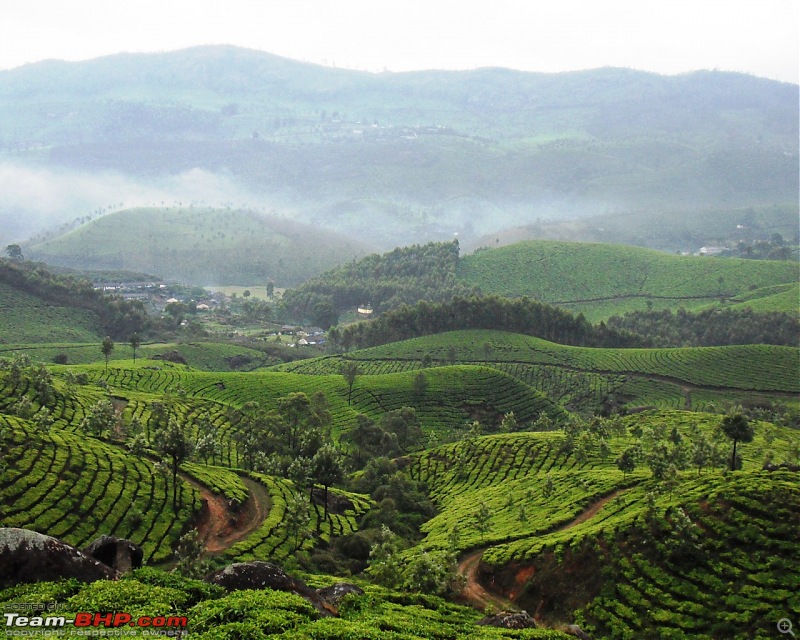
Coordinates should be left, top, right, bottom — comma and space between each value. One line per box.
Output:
456, 488, 627, 613
184, 475, 270, 555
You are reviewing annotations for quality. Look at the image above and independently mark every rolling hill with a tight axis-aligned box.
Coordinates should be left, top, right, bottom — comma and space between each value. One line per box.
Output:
466, 203, 800, 256
406, 414, 799, 637
457, 241, 799, 320
280, 239, 798, 328
26, 207, 371, 286
272, 329, 800, 414
0, 281, 102, 344
0, 259, 148, 344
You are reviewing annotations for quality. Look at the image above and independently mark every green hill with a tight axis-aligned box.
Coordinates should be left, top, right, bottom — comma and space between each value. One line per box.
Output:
458, 241, 799, 320
275, 330, 799, 413
26, 207, 371, 286
0, 259, 148, 343
2, 321, 798, 636
280, 240, 471, 319
405, 411, 800, 637
66, 362, 566, 444
467, 203, 800, 256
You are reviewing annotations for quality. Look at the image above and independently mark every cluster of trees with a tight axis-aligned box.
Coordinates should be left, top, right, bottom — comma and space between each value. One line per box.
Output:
280, 241, 474, 323
1, 354, 57, 435
327, 294, 647, 351
606, 307, 799, 347
341, 407, 425, 468
0, 258, 148, 339
612, 414, 763, 482
723, 234, 798, 261
231, 392, 344, 525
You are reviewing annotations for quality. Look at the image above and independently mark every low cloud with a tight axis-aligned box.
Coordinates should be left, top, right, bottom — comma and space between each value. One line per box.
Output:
0, 162, 279, 245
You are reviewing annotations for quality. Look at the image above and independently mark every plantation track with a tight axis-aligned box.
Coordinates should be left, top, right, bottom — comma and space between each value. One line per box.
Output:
185, 475, 270, 555
457, 488, 628, 614
551, 293, 728, 305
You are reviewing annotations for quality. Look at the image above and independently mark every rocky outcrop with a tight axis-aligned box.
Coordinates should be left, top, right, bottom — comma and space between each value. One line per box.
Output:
315, 582, 364, 608
564, 624, 593, 639
763, 462, 800, 472
152, 350, 188, 365
0, 528, 117, 588
477, 610, 538, 629
204, 561, 363, 616
83, 535, 143, 573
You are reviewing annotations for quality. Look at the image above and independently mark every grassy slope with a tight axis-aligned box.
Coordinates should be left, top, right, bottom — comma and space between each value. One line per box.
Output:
27, 207, 370, 286
0, 342, 270, 370
458, 241, 799, 320
0, 282, 102, 344
728, 282, 800, 312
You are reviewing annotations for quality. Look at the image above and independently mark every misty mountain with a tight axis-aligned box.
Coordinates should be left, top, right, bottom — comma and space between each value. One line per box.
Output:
1, 45, 797, 249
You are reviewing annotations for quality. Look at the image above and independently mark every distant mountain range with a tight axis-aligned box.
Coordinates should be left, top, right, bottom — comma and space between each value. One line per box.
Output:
1, 45, 797, 249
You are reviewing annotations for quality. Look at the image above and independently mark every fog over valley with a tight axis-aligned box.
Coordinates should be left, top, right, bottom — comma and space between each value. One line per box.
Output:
1, 47, 796, 261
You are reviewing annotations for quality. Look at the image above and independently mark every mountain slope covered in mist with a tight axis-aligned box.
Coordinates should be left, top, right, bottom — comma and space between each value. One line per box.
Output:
26, 207, 370, 286
1, 46, 797, 248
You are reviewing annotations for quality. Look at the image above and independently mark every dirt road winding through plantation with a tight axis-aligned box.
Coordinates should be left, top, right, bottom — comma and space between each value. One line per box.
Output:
456, 488, 627, 613
186, 475, 270, 555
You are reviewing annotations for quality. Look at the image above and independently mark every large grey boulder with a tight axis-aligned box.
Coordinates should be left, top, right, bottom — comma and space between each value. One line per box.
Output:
0, 528, 117, 588
315, 582, 365, 608
477, 610, 538, 629
83, 535, 143, 573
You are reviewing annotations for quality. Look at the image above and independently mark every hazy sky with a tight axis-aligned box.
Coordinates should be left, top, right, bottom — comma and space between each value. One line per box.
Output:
1, 0, 797, 82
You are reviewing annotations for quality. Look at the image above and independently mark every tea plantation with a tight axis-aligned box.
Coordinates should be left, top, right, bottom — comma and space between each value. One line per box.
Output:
1, 334, 797, 638
273, 329, 799, 413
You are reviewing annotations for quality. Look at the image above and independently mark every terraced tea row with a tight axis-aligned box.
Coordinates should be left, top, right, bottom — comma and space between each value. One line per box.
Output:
573, 473, 800, 639
457, 241, 800, 320
221, 473, 370, 565
407, 410, 798, 558
67, 363, 565, 440
0, 417, 200, 562
275, 331, 799, 412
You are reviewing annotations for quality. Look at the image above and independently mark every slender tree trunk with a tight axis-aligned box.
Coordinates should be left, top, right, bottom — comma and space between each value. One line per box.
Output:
731, 440, 738, 471
172, 466, 178, 511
